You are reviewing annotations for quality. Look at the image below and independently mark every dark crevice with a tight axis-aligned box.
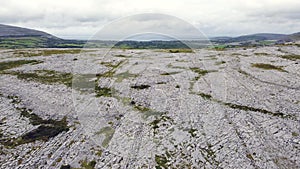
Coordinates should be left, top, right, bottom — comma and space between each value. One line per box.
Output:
195, 92, 296, 120
0, 95, 69, 147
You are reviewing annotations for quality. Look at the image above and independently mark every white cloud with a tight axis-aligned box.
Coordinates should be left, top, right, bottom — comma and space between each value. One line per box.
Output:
0, 0, 299, 39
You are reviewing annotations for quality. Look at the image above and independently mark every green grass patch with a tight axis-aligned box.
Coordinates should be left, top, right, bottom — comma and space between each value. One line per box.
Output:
130, 101, 165, 119
117, 97, 131, 106
260, 41, 274, 45
100, 60, 125, 69
190, 67, 210, 76
96, 150, 103, 157
246, 154, 254, 160
212, 45, 227, 51
292, 132, 299, 137
96, 70, 115, 78
7, 70, 73, 87
166, 48, 194, 53
95, 86, 113, 97
254, 52, 269, 56
0, 60, 42, 72
197, 92, 212, 100
19, 107, 57, 125
0, 37, 46, 48
134, 105, 151, 112
278, 55, 300, 61
190, 67, 216, 80
155, 154, 169, 169
231, 53, 241, 56
97, 60, 126, 79
149, 115, 172, 135
79, 159, 97, 169
13, 49, 87, 57
251, 63, 286, 72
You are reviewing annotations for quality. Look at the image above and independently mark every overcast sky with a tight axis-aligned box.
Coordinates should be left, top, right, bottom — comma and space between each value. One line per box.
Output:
0, 0, 299, 39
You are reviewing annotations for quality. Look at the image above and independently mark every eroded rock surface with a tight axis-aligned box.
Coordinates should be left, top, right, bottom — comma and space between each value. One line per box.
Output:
0, 47, 299, 168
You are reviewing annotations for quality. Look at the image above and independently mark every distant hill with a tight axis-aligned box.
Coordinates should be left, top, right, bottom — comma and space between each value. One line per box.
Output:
232, 33, 288, 41
114, 40, 190, 49
0, 24, 86, 48
288, 32, 300, 41
0, 24, 57, 39
212, 33, 299, 43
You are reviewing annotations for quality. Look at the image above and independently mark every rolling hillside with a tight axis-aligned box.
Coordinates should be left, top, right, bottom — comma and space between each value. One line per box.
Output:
212, 33, 300, 43
0, 24, 85, 48
0, 24, 57, 38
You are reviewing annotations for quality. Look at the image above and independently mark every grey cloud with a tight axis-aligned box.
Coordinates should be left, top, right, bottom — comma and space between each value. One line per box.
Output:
0, 0, 299, 39
92, 13, 208, 40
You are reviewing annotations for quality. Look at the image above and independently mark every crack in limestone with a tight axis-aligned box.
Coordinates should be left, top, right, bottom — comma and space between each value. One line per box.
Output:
195, 92, 297, 121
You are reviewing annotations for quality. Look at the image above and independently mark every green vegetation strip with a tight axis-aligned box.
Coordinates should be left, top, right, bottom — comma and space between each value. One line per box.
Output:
223, 102, 288, 119
13, 49, 89, 57
7, 70, 73, 87
95, 86, 113, 97
212, 45, 227, 51
0, 59, 42, 72
278, 54, 300, 61
1, 59, 127, 96
251, 63, 286, 72
96, 60, 127, 79
190, 67, 217, 81
128, 100, 166, 119
0, 37, 47, 48
94, 60, 128, 97
254, 53, 269, 56
167, 48, 194, 53
253, 52, 300, 61
155, 154, 169, 168
79, 159, 97, 169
